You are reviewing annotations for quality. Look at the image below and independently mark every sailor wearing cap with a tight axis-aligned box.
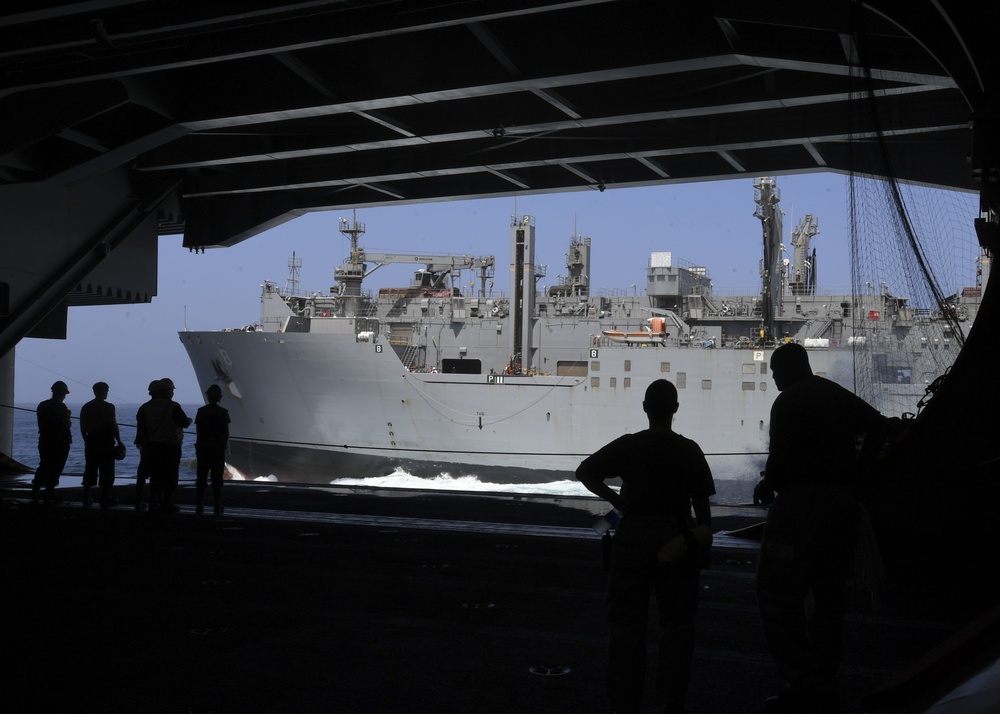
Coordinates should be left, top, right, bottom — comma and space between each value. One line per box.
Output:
135, 377, 192, 512
31, 381, 73, 504
132, 380, 162, 510
80, 382, 124, 508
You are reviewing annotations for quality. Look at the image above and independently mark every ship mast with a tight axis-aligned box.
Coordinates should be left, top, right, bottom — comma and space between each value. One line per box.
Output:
753, 177, 784, 343
333, 210, 368, 316
285, 251, 302, 296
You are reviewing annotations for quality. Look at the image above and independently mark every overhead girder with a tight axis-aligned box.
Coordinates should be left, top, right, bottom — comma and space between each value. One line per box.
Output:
0, 0, 994, 352
0, 1, 989, 252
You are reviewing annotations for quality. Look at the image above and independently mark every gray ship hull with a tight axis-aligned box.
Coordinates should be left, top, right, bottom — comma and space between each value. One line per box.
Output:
180, 329, 848, 485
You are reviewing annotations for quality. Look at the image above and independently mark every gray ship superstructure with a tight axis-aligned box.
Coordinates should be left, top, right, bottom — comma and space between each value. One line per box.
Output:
180, 179, 984, 488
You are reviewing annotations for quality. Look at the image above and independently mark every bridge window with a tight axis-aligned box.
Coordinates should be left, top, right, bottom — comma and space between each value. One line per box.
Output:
702, 380, 712, 390
742, 381, 755, 391
677, 372, 686, 388
660, 362, 671, 372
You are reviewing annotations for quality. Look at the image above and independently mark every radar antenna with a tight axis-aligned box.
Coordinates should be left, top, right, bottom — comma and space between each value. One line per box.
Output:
285, 251, 302, 296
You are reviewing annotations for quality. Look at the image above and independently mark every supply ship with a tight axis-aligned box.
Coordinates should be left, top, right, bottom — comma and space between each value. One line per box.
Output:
179, 178, 983, 490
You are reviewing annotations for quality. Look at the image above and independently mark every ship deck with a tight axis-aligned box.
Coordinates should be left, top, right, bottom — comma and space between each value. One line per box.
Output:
3, 480, 997, 713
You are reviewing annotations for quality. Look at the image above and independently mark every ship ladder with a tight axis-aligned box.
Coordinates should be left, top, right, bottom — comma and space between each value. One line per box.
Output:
401, 343, 420, 370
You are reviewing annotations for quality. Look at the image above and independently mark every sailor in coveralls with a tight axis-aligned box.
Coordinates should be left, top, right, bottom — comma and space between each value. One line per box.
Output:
756, 342, 889, 713
135, 378, 191, 512
31, 380, 73, 504
194, 384, 230, 515
577, 379, 715, 714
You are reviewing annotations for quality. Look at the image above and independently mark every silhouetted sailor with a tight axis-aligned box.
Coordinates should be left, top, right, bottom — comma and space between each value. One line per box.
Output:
31, 381, 73, 505
577, 379, 715, 714
79, 382, 124, 508
135, 378, 191, 513
756, 342, 890, 713
133, 380, 158, 510
194, 384, 230, 515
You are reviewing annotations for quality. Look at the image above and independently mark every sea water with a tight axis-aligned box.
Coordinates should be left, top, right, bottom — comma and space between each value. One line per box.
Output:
7, 403, 756, 502
6, 402, 590, 495
8, 403, 201, 488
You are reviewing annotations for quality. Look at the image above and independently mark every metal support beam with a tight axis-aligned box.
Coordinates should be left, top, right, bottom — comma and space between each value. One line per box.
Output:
0, 178, 179, 360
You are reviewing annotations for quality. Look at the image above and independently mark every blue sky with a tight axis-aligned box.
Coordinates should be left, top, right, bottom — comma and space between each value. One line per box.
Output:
14, 173, 854, 411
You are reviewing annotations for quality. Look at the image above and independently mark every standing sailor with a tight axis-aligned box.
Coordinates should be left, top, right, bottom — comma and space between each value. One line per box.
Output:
136, 378, 191, 512
31, 381, 73, 505
577, 379, 715, 714
79, 382, 124, 508
756, 342, 891, 713
194, 384, 230, 515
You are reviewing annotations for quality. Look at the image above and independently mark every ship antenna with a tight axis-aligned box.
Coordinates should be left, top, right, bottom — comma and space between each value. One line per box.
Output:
339, 209, 366, 254
285, 250, 302, 296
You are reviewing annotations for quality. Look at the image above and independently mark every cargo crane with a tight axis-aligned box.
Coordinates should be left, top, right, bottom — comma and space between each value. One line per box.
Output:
334, 212, 495, 298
